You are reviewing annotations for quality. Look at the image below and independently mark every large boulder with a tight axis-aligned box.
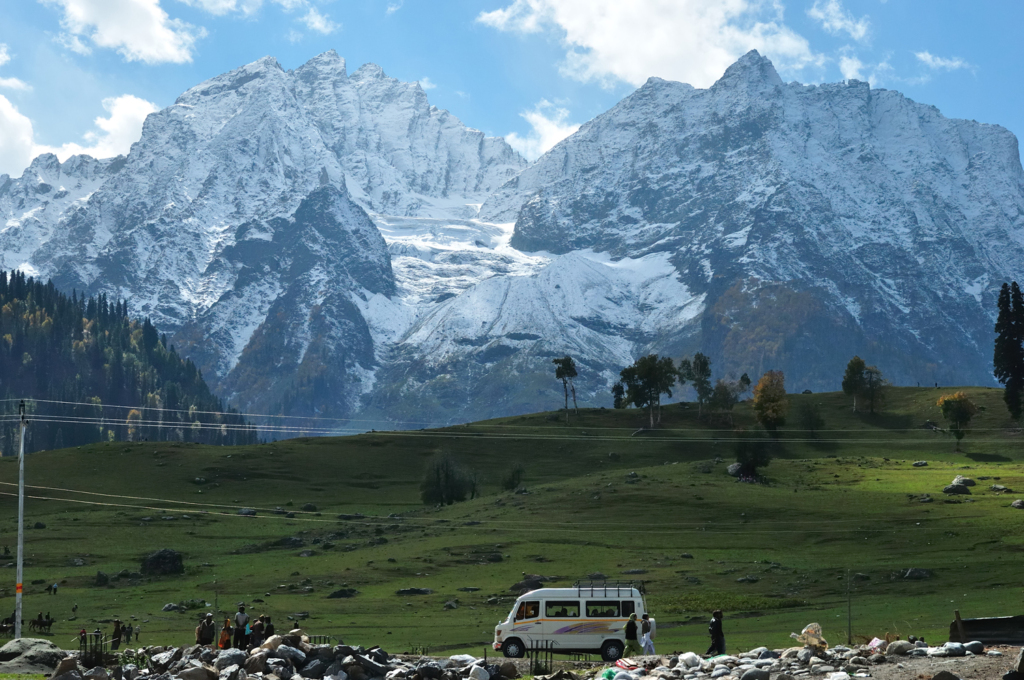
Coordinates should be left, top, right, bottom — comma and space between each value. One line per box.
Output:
885, 641, 915, 655
943, 484, 971, 495
215, 650, 248, 671
275, 646, 307, 667
0, 638, 66, 671
179, 668, 217, 680
50, 658, 82, 680
952, 475, 976, 487
141, 548, 184, 575
901, 568, 933, 580
245, 652, 269, 675
1011, 500, 1024, 510
727, 463, 742, 477
300, 659, 327, 679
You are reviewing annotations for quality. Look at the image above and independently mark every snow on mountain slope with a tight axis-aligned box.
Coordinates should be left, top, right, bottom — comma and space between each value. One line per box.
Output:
0, 52, 526, 422
480, 50, 1024, 391
2, 50, 1023, 429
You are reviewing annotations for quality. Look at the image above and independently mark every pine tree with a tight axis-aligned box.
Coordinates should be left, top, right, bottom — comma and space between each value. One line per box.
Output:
994, 282, 1024, 420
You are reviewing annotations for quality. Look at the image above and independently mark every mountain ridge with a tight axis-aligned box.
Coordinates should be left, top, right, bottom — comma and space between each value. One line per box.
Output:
2, 50, 1022, 428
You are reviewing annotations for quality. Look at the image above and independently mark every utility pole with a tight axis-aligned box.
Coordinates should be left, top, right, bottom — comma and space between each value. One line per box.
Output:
846, 569, 852, 645
15, 400, 27, 640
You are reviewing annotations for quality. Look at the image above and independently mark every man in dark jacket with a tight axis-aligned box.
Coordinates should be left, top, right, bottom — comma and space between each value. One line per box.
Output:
706, 610, 725, 656
196, 613, 216, 646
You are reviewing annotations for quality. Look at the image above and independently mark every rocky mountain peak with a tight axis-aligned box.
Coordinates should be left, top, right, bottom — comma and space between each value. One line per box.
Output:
712, 49, 783, 90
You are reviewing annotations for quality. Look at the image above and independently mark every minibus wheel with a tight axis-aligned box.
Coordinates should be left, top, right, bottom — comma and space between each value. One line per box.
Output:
501, 638, 525, 658
600, 640, 624, 661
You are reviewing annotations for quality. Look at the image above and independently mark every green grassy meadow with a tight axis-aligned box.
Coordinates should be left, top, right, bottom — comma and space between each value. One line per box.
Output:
0, 387, 1022, 658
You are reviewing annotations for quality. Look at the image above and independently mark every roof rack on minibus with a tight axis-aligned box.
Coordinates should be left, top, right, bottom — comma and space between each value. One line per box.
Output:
571, 580, 646, 596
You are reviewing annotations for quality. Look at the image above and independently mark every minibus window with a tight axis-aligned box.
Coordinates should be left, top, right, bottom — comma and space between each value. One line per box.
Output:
545, 601, 580, 617
621, 601, 636, 617
586, 601, 620, 617
516, 601, 540, 621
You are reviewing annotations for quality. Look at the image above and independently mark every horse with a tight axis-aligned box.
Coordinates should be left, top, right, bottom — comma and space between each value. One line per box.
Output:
28, 617, 54, 634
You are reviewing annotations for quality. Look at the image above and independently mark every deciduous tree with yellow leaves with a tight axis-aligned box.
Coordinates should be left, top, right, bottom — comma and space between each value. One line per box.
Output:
752, 370, 788, 435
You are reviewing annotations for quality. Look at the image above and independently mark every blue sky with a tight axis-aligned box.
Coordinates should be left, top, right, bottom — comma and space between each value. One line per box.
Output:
0, 0, 1022, 175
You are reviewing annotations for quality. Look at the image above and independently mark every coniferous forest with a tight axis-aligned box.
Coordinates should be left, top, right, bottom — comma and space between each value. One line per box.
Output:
0, 270, 257, 454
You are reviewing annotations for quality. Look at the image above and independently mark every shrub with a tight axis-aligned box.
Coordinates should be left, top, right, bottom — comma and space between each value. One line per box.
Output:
500, 462, 525, 491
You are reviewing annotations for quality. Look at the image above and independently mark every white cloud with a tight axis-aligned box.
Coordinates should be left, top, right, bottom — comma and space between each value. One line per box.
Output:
477, 0, 823, 88
57, 32, 93, 55
42, 0, 203, 64
808, 0, 869, 41
178, 0, 306, 15
0, 44, 30, 91
915, 51, 971, 71
505, 100, 580, 161
0, 96, 37, 176
418, 77, 436, 90
286, 28, 304, 43
0, 54, 29, 91
838, 53, 863, 81
0, 94, 158, 176
0, 78, 30, 91
386, 1, 403, 15
298, 7, 338, 34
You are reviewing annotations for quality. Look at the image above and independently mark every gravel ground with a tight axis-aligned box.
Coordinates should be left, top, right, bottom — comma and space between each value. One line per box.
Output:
859, 645, 1018, 679
414, 646, 1024, 679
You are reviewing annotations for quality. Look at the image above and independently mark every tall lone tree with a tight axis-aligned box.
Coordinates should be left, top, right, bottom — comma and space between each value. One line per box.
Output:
993, 281, 1024, 421
842, 357, 889, 414
613, 354, 678, 428
752, 370, 788, 435
680, 352, 713, 415
842, 356, 867, 412
552, 356, 579, 423
937, 392, 979, 452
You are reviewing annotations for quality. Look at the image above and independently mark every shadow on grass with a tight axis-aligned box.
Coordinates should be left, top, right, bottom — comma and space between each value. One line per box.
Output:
965, 452, 1013, 462
857, 411, 916, 430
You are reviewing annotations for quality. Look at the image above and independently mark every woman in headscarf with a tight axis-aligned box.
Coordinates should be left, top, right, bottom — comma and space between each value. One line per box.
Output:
623, 613, 644, 657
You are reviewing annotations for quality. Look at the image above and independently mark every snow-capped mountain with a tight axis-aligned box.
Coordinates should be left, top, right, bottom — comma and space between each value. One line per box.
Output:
2, 50, 1022, 429
482, 50, 1024, 390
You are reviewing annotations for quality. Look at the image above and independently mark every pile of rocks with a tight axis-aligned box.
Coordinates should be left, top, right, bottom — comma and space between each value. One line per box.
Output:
47, 632, 520, 680
607, 638, 993, 680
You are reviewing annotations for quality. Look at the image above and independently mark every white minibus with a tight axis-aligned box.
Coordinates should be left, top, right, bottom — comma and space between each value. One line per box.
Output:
492, 581, 647, 661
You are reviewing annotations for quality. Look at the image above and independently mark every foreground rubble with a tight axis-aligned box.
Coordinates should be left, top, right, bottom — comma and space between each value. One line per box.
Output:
5, 631, 1019, 680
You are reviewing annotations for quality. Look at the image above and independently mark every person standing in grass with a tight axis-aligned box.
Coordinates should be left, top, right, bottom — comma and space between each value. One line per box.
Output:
249, 615, 265, 648
264, 616, 275, 638
123, 622, 133, 645
623, 613, 644, 657
233, 606, 250, 649
110, 620, 122, 651
219, 619, 232, 649
135, 623, 141, 642
706, 610, 725, 656
196, 613, 216, 646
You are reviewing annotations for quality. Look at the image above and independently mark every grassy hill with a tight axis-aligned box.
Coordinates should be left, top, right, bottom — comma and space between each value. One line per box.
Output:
0, 386, 1021, 657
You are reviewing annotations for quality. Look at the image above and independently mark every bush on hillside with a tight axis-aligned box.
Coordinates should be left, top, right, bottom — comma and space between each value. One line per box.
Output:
420, 454, 474, 505
500, 462, 525, 491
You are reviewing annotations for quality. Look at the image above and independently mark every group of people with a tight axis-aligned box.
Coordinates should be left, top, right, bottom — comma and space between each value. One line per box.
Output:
109, 620, 140, 649
623, 613, 657, 656
195, 606, 275, 650
622, 610, 726, 658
